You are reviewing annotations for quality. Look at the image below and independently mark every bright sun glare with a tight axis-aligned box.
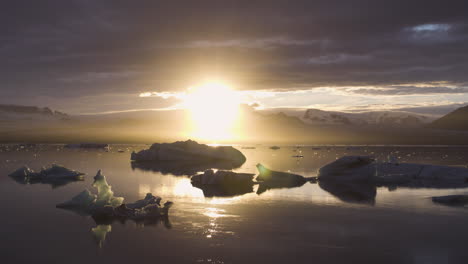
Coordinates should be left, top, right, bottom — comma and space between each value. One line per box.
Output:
183, 82, 241, 141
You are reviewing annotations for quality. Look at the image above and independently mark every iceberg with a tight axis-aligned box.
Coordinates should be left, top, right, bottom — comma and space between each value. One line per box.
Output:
191, 170, 255, 197
318, 156, 468, 186
131, 140, 246, 166
256, 164, 307, 185
131, 159, 243, 176
254, 164, 312, 194
64, 143, 109, 149
252, 164, 314, 194
191, 169, 254, 185
57, 170, 172, 221
8, 165, 84, 187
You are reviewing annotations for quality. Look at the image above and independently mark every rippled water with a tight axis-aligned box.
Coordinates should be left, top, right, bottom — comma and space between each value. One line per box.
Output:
1, 144, 468, 263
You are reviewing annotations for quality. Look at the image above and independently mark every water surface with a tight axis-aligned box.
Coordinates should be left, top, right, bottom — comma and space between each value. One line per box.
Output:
1, 144, 468, 264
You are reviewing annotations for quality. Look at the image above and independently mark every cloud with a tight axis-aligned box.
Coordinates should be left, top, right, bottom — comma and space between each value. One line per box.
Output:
138, 91, 183, 99
186, 37, 322, 49
338, 85, 468, 96
2, 0, 468, 113
412, 23, 452, 32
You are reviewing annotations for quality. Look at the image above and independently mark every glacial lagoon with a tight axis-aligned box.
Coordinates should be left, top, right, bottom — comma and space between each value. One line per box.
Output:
1, 144, 468, 263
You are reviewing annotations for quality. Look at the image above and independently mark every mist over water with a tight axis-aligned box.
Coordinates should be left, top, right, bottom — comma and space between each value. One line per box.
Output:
1, 144, 468, 263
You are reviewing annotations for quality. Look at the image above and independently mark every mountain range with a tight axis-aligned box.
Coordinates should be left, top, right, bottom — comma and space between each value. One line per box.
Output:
1, 103, 468, 144
300, 109, 436, 127
429, 105, 468, 131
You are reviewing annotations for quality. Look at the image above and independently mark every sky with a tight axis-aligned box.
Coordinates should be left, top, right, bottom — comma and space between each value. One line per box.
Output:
1, 0, 468, 114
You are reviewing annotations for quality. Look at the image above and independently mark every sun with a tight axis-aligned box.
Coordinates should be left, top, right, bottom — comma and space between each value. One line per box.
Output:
183, 81, 241, 141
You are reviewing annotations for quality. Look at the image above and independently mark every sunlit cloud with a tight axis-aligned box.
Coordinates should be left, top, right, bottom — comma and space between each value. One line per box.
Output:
137, 83, 468, 115
138, 91, 184, 99
335, 86, 468, 96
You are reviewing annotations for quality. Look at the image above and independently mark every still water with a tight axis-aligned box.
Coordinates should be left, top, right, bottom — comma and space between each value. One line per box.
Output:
1, 144, 468, 264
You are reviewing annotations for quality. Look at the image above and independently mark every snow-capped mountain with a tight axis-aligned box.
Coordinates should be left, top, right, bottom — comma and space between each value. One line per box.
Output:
301, 108, 437, 127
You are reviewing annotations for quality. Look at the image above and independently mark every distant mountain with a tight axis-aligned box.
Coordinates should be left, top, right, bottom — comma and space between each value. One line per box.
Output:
301, 109, 436, 127
0, 104, 68, 121
1, 104, 468, 145
429, 105, 468, 130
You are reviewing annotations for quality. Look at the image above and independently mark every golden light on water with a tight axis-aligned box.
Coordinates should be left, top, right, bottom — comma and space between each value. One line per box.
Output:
183, 81, 241, 141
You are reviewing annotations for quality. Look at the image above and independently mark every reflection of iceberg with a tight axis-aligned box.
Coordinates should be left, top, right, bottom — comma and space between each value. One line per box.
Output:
193, 185, 253, 197
254, 164, 312, 195
8, 165, 84, 188
256, 181, 307, 195
91, 224, 112, 248
432, 195, 468, 207
191, 170, 255, 197
318, 181, 376, 204
131, 160, 243, 176
131, 140, 246, 166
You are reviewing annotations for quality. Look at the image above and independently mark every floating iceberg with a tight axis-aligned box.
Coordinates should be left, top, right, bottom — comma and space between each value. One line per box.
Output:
131, 140, 246, 166
64, 143, 109, 149
318, 156, 468, 186
255, 164, 311, 194
318, 156, 375, 182
8, 165, 84, 187
56, 170, 122, 212
191, 170, 255, 197
131, 159, 243, 176
57, 170, 172, 220
256, 164, 307, 185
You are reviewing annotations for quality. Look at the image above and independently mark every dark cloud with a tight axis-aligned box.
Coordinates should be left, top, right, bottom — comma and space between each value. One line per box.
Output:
1, 0, 468, 111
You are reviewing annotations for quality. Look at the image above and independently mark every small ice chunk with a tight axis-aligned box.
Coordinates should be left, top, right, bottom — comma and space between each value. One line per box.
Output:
8, 166, 37, 178
127, 193, 161, 209
56, 189, 97, 209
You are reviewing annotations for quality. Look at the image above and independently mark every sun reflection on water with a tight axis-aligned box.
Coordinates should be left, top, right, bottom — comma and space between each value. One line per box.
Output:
202, 207, 238, 239
138, 178, 204, 201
